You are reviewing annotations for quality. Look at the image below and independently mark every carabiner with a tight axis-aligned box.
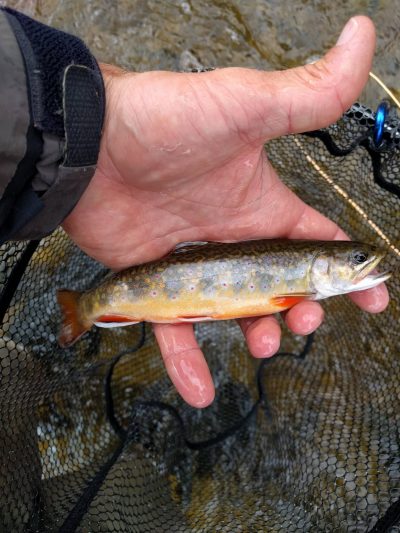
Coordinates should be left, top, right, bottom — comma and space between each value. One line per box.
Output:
373, 100, 389, 148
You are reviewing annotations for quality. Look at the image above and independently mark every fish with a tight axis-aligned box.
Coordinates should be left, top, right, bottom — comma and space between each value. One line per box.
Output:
57, 239, 391, 348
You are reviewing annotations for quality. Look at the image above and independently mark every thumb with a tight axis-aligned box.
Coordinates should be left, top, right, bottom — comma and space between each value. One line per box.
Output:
203, 16, 375, 141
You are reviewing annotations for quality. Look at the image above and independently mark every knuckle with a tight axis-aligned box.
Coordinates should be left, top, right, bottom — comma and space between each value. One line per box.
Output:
164, 346, 199, 362
293, 59, 336, 91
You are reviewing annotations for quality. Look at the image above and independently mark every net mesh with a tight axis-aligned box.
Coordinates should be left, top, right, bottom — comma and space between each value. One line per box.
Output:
0, 102, 399, 532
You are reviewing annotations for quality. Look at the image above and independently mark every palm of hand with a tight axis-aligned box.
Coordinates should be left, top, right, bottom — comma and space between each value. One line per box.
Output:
63, 69, 328, 268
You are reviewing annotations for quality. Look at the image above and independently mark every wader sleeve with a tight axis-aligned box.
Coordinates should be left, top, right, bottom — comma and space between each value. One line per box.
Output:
0, 7, 105, 242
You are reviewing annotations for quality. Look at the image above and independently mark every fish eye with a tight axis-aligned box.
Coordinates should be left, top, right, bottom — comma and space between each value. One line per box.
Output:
351, 251, 369, 265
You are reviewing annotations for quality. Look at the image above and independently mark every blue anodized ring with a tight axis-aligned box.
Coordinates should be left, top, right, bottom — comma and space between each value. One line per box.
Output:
373, 101, 388, 147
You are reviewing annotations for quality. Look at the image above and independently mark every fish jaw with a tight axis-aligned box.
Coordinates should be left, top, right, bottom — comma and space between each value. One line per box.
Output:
345, 271, 391, 293
313, 271, 391, 300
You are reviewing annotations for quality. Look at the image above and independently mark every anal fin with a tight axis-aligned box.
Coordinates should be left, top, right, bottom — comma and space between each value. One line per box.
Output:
176, 316, 215, 323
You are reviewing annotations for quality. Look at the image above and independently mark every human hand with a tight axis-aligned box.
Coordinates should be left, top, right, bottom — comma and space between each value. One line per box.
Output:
63, 16, 388, 407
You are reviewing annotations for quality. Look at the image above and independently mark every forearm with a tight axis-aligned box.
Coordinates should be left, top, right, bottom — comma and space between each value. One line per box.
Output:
0, 7, 105, 242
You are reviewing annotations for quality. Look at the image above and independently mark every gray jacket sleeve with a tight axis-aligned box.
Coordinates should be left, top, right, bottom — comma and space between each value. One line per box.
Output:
0, 7, 105, 242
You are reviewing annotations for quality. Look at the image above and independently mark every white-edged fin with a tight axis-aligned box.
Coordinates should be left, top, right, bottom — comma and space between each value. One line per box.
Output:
172, 239, 254, 255
172, 241, 210, 254
94, 321, 139, 328
176, 316, 215, 322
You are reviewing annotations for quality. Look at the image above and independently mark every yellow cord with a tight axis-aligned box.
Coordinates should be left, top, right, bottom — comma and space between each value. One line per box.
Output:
369, 71, 400, 109
293, 137, 400, 256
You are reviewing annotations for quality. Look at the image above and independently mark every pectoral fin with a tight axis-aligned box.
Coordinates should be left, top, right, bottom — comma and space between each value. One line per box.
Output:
271, 293, 314, 309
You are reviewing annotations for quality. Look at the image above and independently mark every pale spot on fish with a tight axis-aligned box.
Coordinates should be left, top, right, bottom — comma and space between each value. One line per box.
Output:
151, 290, 158, 297
244, 160, 253, 168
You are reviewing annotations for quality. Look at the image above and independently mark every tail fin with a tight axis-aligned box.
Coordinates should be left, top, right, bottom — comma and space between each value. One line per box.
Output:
57, 290, 90, 347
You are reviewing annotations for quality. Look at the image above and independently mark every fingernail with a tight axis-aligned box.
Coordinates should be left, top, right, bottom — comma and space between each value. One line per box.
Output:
165, 352, 214, 407
256, 334, 280, 358
300, 313, 322, 335
336, 17, 359, 46
362, 283, 389, 313
250, 321, 281, 358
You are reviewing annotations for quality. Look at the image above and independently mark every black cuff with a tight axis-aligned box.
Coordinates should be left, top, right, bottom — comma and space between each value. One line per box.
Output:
0, 8, 105, 241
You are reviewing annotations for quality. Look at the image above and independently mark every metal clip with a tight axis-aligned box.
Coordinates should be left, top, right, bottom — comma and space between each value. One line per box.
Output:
373, 100, 389, 148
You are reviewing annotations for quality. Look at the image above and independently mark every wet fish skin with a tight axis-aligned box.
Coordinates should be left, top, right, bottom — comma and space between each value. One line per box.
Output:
57, 239, 388, 347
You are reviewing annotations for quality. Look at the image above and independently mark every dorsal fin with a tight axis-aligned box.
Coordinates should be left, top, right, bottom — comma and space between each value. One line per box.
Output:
171, 241, 211, 254
170, 240, 245, 255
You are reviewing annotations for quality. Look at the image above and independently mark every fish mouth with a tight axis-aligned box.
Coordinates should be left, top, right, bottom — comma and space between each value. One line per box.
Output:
350, 270, 391, 292
352, 251, 386, 286
342, 250, 391, 293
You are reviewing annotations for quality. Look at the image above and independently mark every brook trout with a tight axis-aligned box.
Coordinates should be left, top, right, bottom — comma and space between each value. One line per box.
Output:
57, 240, 390, 347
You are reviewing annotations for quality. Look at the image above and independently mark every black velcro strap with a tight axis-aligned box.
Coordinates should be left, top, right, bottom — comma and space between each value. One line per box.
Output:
63, 65, 103, 167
